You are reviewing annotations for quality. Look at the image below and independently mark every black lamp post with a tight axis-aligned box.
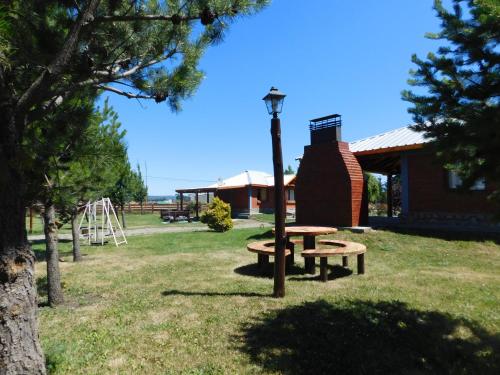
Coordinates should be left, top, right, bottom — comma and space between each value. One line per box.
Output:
263, 87, 287, 298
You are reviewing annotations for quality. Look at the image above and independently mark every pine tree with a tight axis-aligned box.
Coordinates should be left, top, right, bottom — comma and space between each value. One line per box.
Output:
284, 165, 295, 175
0, 1, 268, 372
402, 0, 500, 207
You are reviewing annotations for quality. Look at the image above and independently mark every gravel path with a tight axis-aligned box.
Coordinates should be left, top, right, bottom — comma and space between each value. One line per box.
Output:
28, 219, 272, 242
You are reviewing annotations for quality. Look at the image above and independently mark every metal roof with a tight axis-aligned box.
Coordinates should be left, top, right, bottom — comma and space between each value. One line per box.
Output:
177, 170, 295, 192
210, 170, 296, 189
349, 126, 431, 153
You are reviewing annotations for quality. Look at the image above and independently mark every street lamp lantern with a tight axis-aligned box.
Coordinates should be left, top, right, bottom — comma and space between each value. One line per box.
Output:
263, 87, 286, 116
263, 86, 287, 298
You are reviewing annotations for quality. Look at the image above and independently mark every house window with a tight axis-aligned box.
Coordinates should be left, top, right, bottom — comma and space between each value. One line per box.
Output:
258, 188, 268, 202
287, 189, 295, 201
448, 171, 486, 190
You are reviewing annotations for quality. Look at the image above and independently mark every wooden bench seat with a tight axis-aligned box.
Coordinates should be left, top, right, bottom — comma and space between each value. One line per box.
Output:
247, 241, 292, 272
301, 240, 367, 282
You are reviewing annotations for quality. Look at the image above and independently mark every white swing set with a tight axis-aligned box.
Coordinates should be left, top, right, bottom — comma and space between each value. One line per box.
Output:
78, 197, 127, 247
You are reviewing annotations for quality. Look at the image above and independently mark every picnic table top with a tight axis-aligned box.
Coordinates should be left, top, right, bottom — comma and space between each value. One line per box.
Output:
273, 226, 338, 236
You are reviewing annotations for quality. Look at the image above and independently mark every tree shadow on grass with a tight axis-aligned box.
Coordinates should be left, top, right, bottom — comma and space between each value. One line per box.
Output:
161, 289, 270, 298
33, 249, 75, 262
240, 299, 500, 374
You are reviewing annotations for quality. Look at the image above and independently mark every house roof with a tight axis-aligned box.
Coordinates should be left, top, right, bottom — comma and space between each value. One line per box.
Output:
176, 170, 296, 193
210, 170, 296, 190
349, 126, 431, 155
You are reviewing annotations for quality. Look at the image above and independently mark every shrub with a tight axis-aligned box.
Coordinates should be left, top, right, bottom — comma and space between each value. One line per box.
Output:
200, 197, 233, 232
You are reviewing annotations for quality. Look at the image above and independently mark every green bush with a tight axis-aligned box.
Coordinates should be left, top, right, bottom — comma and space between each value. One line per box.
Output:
200, 197, 233, 232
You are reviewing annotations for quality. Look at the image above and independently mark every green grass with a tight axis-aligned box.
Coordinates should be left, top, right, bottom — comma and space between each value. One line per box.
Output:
34, 228, 500, 374
250, 213, 295, 224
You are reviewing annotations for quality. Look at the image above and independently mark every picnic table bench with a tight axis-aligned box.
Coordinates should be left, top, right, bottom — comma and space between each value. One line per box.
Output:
246, 238, 367, 282
160, 209, 192, 223
247, 240, 292, 272
303, 240, 367, 282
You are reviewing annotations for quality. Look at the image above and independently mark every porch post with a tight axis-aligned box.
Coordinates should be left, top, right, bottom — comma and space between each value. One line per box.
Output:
387, 174, 393, 217
248, 186, 252, 216
401, 154, 409, 217
180, 193, 184, 210
195, 192, 199, 219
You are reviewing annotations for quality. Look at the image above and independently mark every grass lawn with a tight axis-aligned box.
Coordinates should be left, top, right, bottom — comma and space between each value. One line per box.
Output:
34, 228, 500, 374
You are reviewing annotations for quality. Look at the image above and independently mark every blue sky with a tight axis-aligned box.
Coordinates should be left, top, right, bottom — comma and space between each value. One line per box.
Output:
102, 0, 446, 195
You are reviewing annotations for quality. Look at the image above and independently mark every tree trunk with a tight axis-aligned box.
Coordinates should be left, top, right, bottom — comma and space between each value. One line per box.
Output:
0, 145, 46, 372
71, 208, 82, 262
42, 203, 64, 306
121, 206, 127, 228
0, 97, 46, 372
140, 202, 143, 215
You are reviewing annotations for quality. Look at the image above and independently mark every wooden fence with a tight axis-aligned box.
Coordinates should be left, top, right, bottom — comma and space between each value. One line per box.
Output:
125, 203, 209, 213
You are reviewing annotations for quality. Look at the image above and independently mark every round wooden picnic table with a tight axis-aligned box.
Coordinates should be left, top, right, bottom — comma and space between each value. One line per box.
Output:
273, 226, 338, 274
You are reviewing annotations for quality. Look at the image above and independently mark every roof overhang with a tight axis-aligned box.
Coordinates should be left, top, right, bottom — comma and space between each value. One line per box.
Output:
353, 143, 424, 156
175, 187, 217, 194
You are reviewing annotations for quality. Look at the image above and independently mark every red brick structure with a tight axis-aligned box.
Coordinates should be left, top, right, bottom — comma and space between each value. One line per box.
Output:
296, 115, 364, 227
296, 119, 498, 230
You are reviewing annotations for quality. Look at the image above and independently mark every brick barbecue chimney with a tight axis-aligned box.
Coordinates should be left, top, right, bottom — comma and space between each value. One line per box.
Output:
295, 114, 365, 227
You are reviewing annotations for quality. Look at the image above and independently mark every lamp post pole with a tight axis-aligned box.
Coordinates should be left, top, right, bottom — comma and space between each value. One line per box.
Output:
271, 113, 286, 298
263, 86, 287, 298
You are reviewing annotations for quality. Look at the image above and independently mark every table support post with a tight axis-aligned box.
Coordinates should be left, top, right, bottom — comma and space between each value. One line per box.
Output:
342, 256, 349, 267
303, 235, 316, 274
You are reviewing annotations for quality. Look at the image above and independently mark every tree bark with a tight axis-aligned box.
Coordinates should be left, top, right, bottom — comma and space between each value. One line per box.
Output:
121, 206, 127, 228
0, 128, 46, 372
42, 203, 64, 306
71, 209, 82, 262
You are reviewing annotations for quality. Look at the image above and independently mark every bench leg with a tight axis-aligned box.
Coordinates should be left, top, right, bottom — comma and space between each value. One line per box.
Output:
320, 257, 328, 282
342, 256, 349, 268
305, 258, 316, 274
357, 253, 365, 275
303, 236, 316, 274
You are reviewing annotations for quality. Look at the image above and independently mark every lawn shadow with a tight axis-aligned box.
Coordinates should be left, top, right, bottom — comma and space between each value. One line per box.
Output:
246, 230, 274, 241
288, 264, 353, 282
380, 227, 500, 245
33, 249, 76, 262
234, 263, 305, 279
161, 289, 270, 298
239, 299, 500, 374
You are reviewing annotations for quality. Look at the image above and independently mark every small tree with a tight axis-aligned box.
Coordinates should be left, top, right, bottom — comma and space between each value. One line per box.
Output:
130, 164, 148, 214
200, 197, 233, 232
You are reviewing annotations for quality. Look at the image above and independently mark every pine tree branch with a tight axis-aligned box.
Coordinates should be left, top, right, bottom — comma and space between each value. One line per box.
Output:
95, 14, 199, 23
96, 85, 155, 100
15, 0, 101, 116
